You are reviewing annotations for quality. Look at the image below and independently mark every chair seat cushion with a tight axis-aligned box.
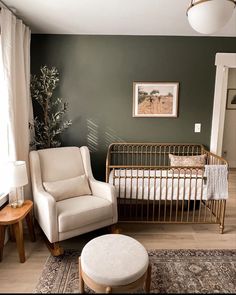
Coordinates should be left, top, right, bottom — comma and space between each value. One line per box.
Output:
81, 234, 149, 286
57, 196, 113, 233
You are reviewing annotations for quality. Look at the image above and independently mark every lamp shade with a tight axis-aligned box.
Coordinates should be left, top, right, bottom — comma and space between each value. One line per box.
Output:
187, 0, 236, 34
8, 161, 28, 187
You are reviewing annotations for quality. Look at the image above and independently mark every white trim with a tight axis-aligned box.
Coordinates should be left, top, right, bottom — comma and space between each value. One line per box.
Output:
0, 192, 9, 245
210, 53, 236, 156
0, 192, 8, 207
215, 53, 236, 67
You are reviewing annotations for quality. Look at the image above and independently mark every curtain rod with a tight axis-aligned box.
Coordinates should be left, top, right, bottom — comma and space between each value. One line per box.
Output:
0, 0, 29, 28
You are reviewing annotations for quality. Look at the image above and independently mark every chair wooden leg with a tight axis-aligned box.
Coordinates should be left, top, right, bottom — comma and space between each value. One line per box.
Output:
45, 240, 64, 256
105, 286, 112, 293
79, 256, 85, 293
144, 263, 152, 293
109, 224, 121, 234
36, 220, 64, 256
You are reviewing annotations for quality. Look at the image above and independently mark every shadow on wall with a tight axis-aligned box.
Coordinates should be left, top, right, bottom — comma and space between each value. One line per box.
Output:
86, 118, 125, 180
105, 127, 126, 147
86, 118, 125, 153
87, 119, 99, 153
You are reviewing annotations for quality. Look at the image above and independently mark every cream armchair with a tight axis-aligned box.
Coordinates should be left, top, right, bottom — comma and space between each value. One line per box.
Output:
29, 146, 117, 256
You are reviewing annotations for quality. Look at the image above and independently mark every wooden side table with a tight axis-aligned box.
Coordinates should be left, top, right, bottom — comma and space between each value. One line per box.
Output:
0, 200, 36, 263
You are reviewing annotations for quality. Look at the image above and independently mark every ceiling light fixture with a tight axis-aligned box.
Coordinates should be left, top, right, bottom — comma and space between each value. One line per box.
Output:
187, 0, 236, 35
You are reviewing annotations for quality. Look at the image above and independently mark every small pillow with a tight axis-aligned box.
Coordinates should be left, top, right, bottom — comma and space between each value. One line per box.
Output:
43, 174, 92, 201
169, 154, 206, 166
169, 154, 206, 176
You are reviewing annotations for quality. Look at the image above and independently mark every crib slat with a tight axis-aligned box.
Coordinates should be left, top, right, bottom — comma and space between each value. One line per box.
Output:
169, 169, 174, 222
164, 169, 168, 221
175, 169, 180, 222
192, 173, 198, 222
158, 169, 162, 222
153, 169, 157, 221
186, 169, 192, 222
180, 169, 186, 222
129, 168, 133, 219
118, 168, 121, 218
198, 169, 204, 222
147, 168, 151, 221
141, 169, 145, 221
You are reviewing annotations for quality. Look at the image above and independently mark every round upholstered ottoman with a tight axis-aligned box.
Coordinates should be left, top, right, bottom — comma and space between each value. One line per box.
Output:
79, 234, 151, 293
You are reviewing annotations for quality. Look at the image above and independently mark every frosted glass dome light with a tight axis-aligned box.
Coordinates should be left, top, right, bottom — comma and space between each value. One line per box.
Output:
187, 0, 236, 35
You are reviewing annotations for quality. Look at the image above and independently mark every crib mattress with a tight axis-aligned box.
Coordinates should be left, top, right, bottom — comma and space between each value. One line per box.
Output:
108, 169, 208, 201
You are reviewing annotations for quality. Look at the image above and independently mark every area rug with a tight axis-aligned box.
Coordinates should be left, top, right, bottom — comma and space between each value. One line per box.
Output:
34, 249, 236, 293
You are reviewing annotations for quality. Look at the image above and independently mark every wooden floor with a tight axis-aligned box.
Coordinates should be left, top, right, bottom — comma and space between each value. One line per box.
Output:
0, 170, 235, 293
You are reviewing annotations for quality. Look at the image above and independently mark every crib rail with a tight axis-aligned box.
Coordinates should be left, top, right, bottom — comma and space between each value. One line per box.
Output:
106, 143, 205, 173
106, 143, 227, 233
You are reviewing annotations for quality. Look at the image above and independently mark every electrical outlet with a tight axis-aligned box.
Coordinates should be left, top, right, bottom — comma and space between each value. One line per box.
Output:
194, 123, 201, 133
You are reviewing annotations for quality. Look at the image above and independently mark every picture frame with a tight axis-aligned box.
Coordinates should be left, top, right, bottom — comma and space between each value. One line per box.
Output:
133, 82, 179, 117
226, 88, 236, 110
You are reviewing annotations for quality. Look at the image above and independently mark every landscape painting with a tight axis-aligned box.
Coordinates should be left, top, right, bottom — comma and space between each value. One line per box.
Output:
133, 82, 179, 117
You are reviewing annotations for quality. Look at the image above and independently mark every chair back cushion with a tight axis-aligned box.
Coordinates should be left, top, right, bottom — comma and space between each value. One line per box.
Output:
43, 175, 92, 202
38, 147, 85, 182
37, 147, 92, 201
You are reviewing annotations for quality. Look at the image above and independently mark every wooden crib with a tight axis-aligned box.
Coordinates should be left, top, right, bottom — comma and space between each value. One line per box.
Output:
106, 143, 228, 233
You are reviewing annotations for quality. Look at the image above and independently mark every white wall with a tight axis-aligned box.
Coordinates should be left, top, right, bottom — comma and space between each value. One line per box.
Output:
222, 68, 236, 167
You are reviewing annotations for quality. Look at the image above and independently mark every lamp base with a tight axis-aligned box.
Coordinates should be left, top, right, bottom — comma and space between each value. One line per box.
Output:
9, 187, 25, 208
10, 200, 24, 208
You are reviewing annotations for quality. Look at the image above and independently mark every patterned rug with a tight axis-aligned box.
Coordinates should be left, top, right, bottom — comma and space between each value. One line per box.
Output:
34, 249, 236, 293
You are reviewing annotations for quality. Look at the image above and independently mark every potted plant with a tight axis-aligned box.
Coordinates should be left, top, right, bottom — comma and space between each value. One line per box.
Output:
30, 65, 72, 149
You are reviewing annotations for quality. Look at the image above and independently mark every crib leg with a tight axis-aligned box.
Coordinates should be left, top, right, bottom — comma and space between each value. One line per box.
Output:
219, 225, 224, 234
219, 200, 226, 234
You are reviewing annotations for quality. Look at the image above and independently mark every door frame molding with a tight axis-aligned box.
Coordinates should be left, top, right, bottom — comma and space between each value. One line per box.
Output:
210, 53, 236, 155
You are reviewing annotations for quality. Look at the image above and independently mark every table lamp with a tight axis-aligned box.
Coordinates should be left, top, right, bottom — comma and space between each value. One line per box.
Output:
8, 161, 28, 208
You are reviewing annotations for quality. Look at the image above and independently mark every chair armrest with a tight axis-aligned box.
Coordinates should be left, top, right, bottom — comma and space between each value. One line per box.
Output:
89, 179, 118, 223
89, 179, 115, 202
33, 188, 58, 243
30, 150, 58, 243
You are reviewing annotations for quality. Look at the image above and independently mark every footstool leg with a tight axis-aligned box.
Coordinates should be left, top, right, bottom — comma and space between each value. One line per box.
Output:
144, 263, 152, 293
79, 256, 85, 293
105, 286, 112, 293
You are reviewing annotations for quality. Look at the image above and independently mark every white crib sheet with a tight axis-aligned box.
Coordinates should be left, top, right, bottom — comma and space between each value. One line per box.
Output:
109, 169, 208, 201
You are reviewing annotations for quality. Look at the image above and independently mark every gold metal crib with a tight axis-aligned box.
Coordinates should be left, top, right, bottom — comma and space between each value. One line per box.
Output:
106, 143, 228, 233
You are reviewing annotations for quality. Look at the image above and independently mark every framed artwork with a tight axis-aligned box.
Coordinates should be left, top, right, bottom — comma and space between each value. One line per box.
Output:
133, 82, 179, 117
226, 89, 236, 110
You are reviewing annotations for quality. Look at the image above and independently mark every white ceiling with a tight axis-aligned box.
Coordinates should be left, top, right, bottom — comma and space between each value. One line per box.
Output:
2, 0, 236, 36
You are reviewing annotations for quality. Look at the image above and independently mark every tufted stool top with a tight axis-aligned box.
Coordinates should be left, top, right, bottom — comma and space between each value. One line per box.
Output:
80, 234, 149, 286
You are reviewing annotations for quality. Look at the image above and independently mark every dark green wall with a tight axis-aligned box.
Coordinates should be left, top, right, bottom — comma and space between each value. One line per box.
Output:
30, 35, 236, 180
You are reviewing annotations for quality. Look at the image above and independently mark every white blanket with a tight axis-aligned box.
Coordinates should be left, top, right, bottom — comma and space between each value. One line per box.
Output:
204, 165, 228, 200
109, 169, 228, 201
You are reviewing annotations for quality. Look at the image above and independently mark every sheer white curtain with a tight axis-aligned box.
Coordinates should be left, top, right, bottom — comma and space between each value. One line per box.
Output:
0, 8, 33, 199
